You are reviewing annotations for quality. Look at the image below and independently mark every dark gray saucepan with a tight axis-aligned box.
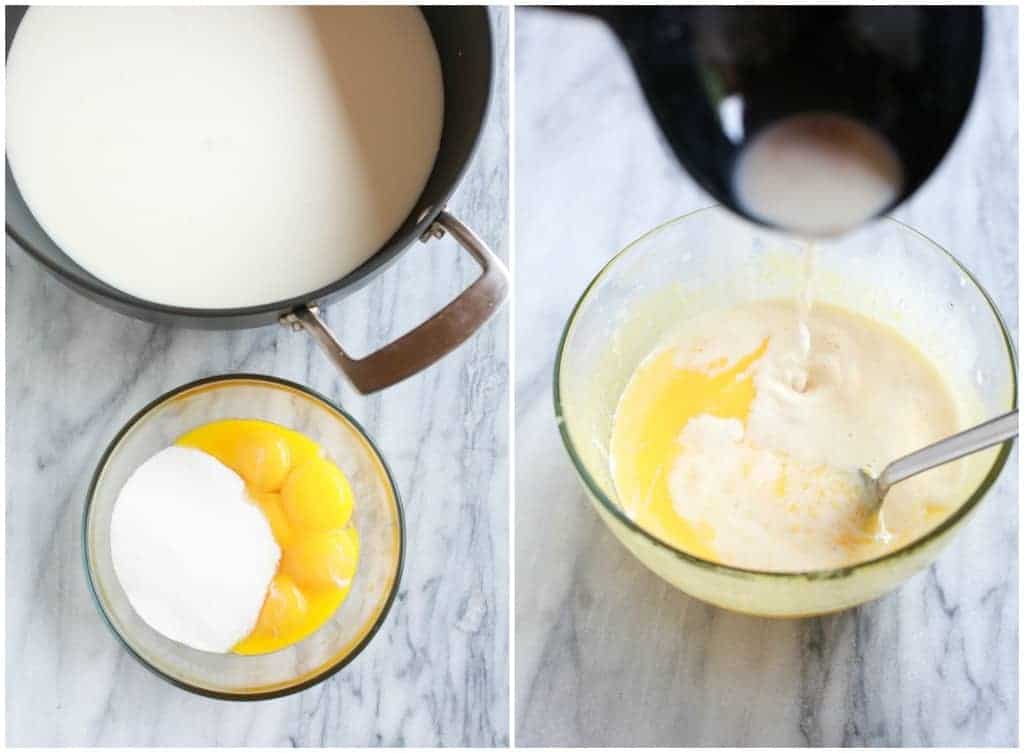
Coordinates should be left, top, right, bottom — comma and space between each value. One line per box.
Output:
5, 5, 508, 394
560, 5, 983, 233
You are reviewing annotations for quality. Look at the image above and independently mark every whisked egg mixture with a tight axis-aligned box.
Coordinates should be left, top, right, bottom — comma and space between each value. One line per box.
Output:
609, 299, 968, 572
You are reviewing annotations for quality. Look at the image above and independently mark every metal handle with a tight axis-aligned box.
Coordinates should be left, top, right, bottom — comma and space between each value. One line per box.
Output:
877, 410, 1018, 496
283, 210, 508, 394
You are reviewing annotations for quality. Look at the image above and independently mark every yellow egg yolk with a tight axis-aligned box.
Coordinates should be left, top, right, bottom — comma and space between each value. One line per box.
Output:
176, 419, 360, 654
282, 527, 360, 592
254, 573, 308, 637
609, 339, 768, 563
250, 491, 292, 548
281, 457, 354, 532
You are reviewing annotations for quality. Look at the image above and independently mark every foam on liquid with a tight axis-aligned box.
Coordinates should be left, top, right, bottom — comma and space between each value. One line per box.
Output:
733, 113, 904, 237
6, 7, 444, 308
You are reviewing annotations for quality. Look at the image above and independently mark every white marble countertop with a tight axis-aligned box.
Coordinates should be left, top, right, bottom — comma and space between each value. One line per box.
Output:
515, 7, 1017, 747
5, 8, 508, 747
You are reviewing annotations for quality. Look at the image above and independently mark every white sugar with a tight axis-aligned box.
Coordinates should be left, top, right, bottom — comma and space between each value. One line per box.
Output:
110, 446, 280, 653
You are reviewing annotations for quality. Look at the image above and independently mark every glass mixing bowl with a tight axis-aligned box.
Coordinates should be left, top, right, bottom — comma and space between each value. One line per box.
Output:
84, 375, 403, 698
555, 206, 1016, 617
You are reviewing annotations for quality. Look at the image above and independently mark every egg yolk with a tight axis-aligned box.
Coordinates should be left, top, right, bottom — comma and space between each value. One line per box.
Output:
175, 418, 359, 655
282, 458, 354, 531
229, 431, 291, 491
282, 527, 360, 591
609, 339, 768, 562
178, 419, 322, 487
250, 491, 292, 548
253, 574, 308, 637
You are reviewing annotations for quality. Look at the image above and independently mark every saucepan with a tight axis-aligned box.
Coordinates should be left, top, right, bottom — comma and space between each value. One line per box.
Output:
558, 6, 983, 231
5, 5, 507, 394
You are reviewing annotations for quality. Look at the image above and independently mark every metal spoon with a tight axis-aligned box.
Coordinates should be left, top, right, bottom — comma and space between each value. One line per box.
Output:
860, 410, 1018, 513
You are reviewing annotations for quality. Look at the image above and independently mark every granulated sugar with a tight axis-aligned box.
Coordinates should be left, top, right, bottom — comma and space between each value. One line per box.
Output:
110, 446, 280, 653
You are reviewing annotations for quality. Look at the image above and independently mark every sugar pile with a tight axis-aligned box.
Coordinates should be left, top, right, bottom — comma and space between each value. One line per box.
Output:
110, 446, 280, 653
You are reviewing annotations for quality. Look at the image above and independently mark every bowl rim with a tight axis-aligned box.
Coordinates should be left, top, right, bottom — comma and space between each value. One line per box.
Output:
554, 205, 1018, 582
82, 372, 405, 701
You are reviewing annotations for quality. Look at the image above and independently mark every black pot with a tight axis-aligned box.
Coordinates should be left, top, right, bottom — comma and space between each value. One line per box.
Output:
561, 5, 983, 232
5, 5, 508, 393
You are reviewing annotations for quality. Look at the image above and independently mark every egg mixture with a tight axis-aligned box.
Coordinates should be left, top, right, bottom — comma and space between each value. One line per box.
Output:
177, 420, 359, 654
609, 300, 964, 572
113, 419, 359, 655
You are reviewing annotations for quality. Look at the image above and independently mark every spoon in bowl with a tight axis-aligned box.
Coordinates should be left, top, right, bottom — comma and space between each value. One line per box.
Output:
859, 410, 1018, 515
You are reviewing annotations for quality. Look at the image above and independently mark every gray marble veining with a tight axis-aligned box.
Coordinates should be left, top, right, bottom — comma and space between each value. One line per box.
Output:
5, 8, 508, 747
515, 7, 1017, 747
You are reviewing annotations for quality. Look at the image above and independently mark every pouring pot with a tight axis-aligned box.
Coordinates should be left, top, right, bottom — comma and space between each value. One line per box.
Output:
560, 6, 983, 231
5, 5, 508, 394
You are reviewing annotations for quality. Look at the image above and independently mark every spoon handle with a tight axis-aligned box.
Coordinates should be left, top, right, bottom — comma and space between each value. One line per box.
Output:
878, 410, 1018, 493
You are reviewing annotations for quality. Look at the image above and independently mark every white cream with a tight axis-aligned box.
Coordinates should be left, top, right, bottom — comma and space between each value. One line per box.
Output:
733, 113, 904, 237
669, 414, 877, 571
110, 446, 280, 653
6, 7, 444, 308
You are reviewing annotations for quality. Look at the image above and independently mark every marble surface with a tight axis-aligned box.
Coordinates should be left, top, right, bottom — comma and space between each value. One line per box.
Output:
5, 8, 508, 747
515, 7, 1018, 747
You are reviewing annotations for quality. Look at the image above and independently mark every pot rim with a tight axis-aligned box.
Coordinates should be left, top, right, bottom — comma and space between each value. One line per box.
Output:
553, 205, 1018, 582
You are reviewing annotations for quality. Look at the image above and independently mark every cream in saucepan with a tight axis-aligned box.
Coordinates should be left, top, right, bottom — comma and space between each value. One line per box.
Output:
733, 113, 904, 237
6, 7, 444, 308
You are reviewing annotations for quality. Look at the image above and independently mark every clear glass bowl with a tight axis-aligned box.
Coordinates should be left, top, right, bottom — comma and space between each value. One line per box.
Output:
555, 206, 1016, 617
84, 375, 404, 698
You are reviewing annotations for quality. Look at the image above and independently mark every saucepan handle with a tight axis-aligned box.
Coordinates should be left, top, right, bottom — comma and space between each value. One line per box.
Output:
283, 210, 508, 394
